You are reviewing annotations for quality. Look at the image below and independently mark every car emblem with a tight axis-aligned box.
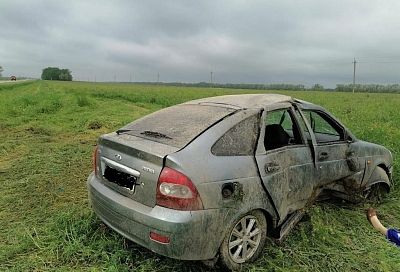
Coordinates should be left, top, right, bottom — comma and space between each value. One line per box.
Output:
115, 154, 122, 161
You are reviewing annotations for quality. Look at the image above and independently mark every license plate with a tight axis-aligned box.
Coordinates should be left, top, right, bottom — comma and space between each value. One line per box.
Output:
103, 165, 137, 192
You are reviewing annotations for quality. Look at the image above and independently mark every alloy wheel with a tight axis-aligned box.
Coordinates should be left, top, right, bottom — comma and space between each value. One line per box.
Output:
228, 215, 262, 263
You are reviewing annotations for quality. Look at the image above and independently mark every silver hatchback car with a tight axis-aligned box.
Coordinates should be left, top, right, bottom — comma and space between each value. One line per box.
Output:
88, 94, 393, 270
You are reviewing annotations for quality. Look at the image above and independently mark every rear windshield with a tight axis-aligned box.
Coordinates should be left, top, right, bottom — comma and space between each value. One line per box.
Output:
120, 104, 237, 148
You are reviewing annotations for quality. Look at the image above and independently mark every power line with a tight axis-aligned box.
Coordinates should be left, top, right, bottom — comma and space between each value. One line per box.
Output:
357, 61, 400, 64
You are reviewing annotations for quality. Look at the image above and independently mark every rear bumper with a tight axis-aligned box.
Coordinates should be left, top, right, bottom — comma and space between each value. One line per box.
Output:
87, 172, 226, 260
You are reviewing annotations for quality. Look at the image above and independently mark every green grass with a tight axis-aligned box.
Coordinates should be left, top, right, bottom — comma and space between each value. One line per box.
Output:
0, 80, 399, 271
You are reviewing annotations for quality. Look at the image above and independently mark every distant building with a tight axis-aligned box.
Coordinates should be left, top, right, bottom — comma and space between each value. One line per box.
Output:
10, 76, 16, 81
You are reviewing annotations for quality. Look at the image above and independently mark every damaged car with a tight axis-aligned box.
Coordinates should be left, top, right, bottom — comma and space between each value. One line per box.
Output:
87, 94, 393, 270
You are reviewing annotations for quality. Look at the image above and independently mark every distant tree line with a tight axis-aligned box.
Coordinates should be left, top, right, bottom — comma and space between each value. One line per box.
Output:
133, 81, 400, 93
217, 83, 307, 91
335, 84, 400, 93
133, 81, 309, 91
41, 67, 72, 81
37, 69, 400, 93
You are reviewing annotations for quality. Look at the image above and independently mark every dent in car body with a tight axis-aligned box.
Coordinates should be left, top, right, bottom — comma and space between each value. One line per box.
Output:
88, 94, 394, 262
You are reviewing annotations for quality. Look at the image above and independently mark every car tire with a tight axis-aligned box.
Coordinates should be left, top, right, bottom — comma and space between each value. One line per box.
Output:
219, 210, 267, 271
363, 167, 389, 203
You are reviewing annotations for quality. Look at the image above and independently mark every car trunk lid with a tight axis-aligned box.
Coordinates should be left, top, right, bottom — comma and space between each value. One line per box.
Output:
94, 104, 237, 208
97, 133, 179, 207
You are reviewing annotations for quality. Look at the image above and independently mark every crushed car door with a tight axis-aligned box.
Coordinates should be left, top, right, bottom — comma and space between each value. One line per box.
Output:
300, 109, 359, 189
255, 106, 315, 223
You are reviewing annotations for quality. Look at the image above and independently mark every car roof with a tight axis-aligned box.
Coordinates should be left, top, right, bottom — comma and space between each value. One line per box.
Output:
184, 94, 294, 109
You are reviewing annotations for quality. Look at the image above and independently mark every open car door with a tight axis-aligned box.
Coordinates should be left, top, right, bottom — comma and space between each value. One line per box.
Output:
255, 105, 315, 224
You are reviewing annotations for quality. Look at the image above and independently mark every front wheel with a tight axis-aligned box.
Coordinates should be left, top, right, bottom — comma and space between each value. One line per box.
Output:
363, 167, 390, 203
219, 210, 267, 271
363, 183, 388, 203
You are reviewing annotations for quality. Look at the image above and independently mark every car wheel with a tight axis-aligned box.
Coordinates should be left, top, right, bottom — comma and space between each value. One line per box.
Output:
219, 210, 267, 271
363, 183, 388, 203
363, 167, 389, 203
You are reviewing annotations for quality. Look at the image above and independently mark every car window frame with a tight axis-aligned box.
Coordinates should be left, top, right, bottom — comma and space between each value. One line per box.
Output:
298, 109, 348, 146
260, 106, 308, 155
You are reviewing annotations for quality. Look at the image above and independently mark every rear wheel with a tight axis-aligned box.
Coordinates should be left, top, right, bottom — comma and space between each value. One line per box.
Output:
219, 210, 267, 271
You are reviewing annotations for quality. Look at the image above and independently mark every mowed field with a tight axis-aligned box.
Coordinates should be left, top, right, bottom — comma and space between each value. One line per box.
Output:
1, 80, 399, 271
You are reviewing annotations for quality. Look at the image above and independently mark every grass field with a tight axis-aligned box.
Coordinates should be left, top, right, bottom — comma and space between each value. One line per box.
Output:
1, 80, 399, 271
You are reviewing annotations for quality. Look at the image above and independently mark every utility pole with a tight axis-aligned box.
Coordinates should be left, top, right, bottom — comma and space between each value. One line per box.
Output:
94, 75, 97, 91
210, 71, 213, 84
352, 58, 357, 93
114, 74, 116, 82
157, 72, 160, 83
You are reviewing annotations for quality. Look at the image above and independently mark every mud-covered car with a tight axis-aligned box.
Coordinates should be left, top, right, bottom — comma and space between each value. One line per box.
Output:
88, 94, 393, 270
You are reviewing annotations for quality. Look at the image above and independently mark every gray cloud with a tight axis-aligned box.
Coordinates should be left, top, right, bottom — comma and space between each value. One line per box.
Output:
1, 0, 400, 87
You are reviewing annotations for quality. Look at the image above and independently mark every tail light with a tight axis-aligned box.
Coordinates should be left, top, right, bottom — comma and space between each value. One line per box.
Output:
92, 146, 99, 175
156, 167, 203, 211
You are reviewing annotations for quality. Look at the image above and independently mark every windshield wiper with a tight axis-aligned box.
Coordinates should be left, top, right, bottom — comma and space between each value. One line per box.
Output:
140, 130, 172, 139
116, 129, 133, 135
116, 129, 172, 139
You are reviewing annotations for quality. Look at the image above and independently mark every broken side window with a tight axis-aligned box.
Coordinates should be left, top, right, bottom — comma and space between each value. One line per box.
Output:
211, 114, 260, 156
264, 108, 303, 151
302, 110, 344, 143
294, 108, 311, 142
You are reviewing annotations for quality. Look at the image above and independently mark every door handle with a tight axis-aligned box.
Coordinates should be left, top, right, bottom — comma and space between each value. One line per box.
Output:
265, 162, 281, 173
319, 152, 329, 161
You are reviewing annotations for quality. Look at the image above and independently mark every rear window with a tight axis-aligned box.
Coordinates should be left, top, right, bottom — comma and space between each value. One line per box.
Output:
120, 104, 236, 148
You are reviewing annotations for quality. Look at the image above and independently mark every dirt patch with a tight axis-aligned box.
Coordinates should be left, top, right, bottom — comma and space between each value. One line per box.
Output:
87, 121, 103, 130
25, 126, 52, 136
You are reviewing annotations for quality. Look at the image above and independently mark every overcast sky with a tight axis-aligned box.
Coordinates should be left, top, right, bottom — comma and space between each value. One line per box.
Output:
1, 0, 400, 87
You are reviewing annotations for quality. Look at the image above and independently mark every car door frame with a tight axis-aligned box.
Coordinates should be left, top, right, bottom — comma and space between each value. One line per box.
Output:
255, 103, 315, 224
295, 105, 360, 191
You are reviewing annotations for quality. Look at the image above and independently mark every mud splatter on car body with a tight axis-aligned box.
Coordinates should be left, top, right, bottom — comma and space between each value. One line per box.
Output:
88, 94, 393, 269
